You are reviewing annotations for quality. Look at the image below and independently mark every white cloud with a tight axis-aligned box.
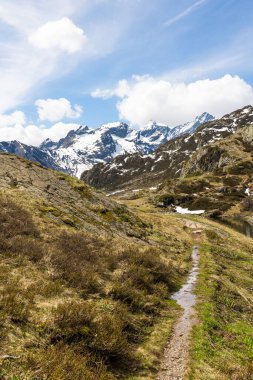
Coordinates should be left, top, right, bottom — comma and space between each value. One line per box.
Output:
91, 79, 130, 99
35, 98, 82, 122
93, 74, 253, 126
29, 17, 88, 54
0, 0, 140, 114
0, 111, 26, 127
0, 119, 80, 146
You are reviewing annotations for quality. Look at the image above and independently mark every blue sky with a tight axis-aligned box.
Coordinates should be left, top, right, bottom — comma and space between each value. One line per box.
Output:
0, 0, 253, 145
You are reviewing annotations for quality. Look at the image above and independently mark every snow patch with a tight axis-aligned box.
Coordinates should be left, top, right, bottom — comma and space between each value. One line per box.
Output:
176, 206, 205, 215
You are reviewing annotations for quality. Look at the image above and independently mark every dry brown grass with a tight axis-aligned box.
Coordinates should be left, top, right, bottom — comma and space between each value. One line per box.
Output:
0, 192, 190, 379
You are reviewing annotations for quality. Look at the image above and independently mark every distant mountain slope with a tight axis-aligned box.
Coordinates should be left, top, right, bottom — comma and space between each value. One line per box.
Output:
156, 124, 253, 218
40, 112, 213, 177
81, 106, 253, 191
0, 140, 65, 172
0, 113, 213, 177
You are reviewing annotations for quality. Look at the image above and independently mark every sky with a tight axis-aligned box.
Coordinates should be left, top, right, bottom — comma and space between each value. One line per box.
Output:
1, 0, 253, 145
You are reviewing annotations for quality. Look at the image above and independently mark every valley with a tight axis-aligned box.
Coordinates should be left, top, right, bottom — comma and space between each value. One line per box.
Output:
0, 152, 252, 379
0, 106, 252, 380
1, 2, 253, 379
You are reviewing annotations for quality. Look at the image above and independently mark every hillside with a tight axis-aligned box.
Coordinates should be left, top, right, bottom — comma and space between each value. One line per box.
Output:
0, 153, 252, 379
155, 123, 253, 224
0, 153, 193, 379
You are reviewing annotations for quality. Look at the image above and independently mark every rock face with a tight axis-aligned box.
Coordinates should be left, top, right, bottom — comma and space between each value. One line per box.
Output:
41, 114, 213, 177
0, 113, 213, 177
81, 106, 253, 191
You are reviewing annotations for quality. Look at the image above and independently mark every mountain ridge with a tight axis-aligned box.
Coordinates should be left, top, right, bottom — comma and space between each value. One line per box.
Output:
0, 112, 214, 177
81, 105, 253, 191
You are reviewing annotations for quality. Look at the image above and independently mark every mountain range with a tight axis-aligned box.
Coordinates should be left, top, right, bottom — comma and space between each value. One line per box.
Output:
0, 112, 214, 177
82, 105, 253, 192
81, 105, 253, 237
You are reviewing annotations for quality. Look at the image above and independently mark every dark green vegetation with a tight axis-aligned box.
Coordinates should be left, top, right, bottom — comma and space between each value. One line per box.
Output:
189, 224, 253, 379
0, 154, 191, 380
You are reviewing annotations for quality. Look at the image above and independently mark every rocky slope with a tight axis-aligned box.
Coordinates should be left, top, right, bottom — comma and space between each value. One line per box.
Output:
155, 123, 253, 231
0, 113, 213, 177
82, 106, 253, 192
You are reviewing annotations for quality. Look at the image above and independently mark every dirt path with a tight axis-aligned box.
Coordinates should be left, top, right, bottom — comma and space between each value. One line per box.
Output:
156, 224, 201, 380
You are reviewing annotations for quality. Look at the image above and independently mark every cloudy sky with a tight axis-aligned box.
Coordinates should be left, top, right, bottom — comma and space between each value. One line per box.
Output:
1, 0, 253, 145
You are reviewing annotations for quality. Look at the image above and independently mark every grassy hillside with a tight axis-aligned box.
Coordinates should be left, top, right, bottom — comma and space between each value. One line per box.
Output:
0, 154, 192, 380
188, 220, 253, 379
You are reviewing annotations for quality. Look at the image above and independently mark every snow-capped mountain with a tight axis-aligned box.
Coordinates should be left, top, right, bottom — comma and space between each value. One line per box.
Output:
39, 112, 214, 177
0, 140, 64, 172
0, 112, 214, 177
81, 105, 253, 191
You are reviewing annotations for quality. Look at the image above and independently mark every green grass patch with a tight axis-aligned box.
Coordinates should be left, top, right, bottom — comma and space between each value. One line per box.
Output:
189, 233, 253, 380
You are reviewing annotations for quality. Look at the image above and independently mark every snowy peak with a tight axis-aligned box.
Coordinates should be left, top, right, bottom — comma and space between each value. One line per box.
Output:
75, 125, 90, 135
40, 138, 57, 150
140, 120, 169, 131
37, 113, 215, 177
195, 112, 214, 124
0, 111, 216, 178
174, 112, 215, 135
99, 122, 130, 137
81, 105, 253, 191
221, 105, 253, 124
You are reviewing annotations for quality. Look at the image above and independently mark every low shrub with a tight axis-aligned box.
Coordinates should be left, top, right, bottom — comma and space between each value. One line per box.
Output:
0, 280, 35, 323
0, 197, 39, 238
26, 343, 115, 380
51, 232, 111, 293
50, 300, 132, 367
241, 195, 253, 211
0, 197, 44, 262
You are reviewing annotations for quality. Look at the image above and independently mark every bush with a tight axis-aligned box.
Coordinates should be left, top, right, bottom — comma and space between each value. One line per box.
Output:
126, 248, 176, 290
51, 232, 111, 292
0, 280, 35, 323
241, 196, 253, 211
205, 229, 221, 242
111, 247, 175, 314
0, 197, 39, 239
26, 343, 115, 380
0, 197, 44, 262
52, 300, 94, 339
51, 300, 132, 364
110, 281, 147, 312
